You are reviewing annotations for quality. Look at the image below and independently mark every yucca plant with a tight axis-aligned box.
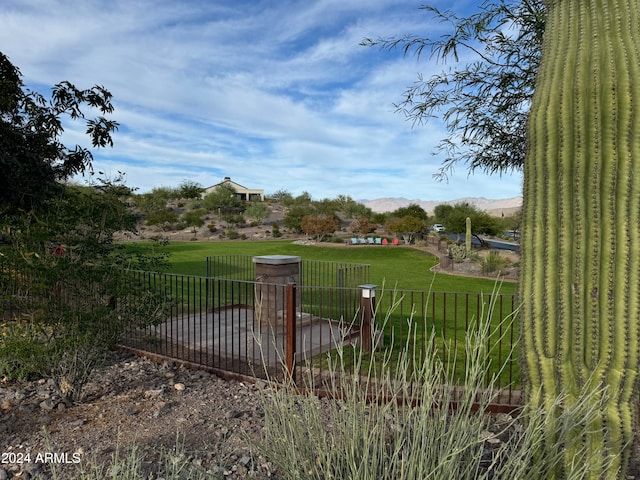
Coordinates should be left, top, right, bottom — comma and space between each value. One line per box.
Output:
520, 0, 640, 478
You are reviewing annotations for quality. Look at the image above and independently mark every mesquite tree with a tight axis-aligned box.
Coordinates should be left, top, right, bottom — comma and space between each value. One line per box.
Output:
520, 0, 640, 477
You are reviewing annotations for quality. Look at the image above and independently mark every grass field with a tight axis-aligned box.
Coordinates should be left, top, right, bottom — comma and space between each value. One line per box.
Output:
124, 240, 521, 388
124, 240, 518, 295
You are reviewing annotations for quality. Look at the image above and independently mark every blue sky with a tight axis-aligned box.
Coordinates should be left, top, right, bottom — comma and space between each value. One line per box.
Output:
1, 0, 522, 201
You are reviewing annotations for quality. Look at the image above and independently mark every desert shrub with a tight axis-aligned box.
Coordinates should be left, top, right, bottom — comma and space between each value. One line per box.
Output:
255, 289, 615, 479
46, 436, 213, 480
0, 318, 49, 381
145, 208, 179, 230
481, 251, 511, 275
0, 262, 172, 404
225, 228, 239, 239
0, 179, 171, 404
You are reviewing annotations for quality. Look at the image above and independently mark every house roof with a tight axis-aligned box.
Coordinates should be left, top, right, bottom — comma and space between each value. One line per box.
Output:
204, 177, 264, 197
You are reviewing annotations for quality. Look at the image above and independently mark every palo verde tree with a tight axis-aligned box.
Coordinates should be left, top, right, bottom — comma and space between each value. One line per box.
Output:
520, 0, 640, 477
362, 1, 544, 180
436, 202, 499, 238
367, 2, 640, 476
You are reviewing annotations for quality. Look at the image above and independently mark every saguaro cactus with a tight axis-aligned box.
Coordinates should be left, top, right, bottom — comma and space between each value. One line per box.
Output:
465, 216, 472, 253
520, 0, 640, 478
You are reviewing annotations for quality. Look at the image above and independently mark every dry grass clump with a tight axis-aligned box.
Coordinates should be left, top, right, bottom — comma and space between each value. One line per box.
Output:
256, 290, 615, 479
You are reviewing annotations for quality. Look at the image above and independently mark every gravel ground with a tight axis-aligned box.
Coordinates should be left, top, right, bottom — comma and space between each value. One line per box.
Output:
3, 350, 640, 479
0, 350, 277, 479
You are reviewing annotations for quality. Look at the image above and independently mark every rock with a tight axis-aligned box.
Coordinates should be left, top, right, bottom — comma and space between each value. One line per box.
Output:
69, 418, 85, 427
0, 468, 7, 480
39, 399, 55, 410
144, 388, 163, 398
23, 461, 42, 477
174, 383, 185, 391
37, 415, 53, 425
225, 410, 243, 419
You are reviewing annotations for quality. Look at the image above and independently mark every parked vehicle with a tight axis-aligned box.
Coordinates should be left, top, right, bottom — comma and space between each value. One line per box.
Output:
432, 224, 445, 232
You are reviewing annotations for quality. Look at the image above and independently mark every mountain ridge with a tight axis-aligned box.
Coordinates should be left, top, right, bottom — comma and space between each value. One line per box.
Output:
360, 196, 523, 216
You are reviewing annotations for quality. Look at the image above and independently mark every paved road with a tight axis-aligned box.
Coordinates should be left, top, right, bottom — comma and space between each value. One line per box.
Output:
443, 233, 520, 252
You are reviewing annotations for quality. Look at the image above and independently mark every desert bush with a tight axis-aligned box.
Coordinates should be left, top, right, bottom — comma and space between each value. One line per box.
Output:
46, 435, 213, 480
0, 318, 49, 381
0, 179, 171, 404
481, 251, 511, 275
255, 289, 616, 479
0, 260, 172, 404
225, 228, 239, 239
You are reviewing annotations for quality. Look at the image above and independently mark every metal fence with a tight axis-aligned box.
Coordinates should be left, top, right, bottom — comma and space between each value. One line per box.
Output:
206, 255, 370, 288
116, 270, 521, 409
1, 257, 520, 409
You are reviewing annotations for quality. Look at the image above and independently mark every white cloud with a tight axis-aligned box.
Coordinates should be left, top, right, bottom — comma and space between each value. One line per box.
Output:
1, 0, 522, 200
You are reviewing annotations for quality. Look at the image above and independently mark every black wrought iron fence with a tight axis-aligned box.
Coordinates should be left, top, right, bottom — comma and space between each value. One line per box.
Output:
116, 271, 520, 408
206, 255, 370, 288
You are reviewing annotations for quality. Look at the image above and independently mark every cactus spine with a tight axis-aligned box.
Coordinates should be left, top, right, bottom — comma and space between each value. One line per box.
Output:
521, 0, 640, 477
465, 217, 471, 253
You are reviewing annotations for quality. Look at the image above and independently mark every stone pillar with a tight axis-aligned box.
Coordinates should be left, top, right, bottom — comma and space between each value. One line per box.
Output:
253, 255, 301, 327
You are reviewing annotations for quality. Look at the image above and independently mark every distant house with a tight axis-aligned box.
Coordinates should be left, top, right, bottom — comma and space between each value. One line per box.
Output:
203, 177, 264, 202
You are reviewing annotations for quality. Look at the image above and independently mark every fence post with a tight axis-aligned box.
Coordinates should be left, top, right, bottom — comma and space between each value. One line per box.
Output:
285, 282, 297, 380
359, 284, 377, 351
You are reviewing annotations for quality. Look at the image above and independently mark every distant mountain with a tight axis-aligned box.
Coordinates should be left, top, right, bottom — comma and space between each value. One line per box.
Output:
361, 196, 523, 216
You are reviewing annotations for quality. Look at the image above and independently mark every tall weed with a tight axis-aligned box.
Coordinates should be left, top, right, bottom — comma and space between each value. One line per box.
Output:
256, 286, 617, 479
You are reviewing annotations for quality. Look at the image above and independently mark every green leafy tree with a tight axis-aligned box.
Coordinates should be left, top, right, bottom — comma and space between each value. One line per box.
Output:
245, 201, 271, 224
520, 1, 640, 477
499, 209, 522, 238
0, 177, 170, 404
293, 191, 313, 206
283, 204, 313, 233
181, 208, 206, 238
436, 202, 498, 237
0, 54, 169, 404
134, 187, 175, 214
391, 203, 429, 221
385, 216, 426, 244
433, 204, 454, 224
372, 212, 389, 225
313, 198, 340, 217
0, 51, 119, 214
267, 188, 294, 205
335, 195, 374, 220
176, 180, 204, 199
202, 184, 242, 212
362, 1, 544, 179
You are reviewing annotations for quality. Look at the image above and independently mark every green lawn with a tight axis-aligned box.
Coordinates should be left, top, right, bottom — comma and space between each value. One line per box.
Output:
125, 240, 517, 295
124, 240, 520, 389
